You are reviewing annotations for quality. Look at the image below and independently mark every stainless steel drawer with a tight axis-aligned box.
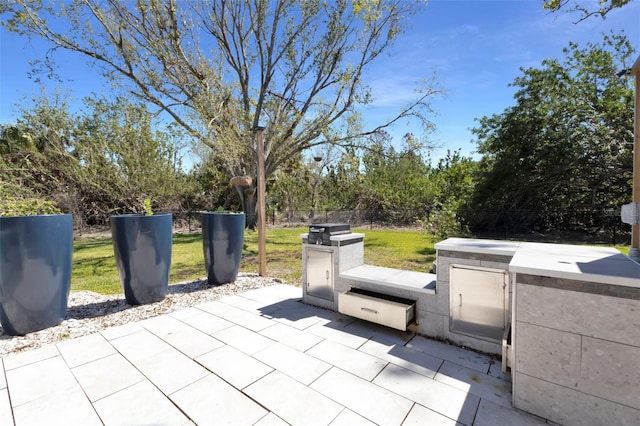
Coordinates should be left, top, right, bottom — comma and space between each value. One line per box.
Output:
338, 288, 415, 331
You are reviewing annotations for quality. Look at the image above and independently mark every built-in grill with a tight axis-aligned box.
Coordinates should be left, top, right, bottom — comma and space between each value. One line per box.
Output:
308, 223, 351, 245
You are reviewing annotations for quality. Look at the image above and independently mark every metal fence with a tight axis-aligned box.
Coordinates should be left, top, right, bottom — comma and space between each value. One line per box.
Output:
75, 207, 631, 246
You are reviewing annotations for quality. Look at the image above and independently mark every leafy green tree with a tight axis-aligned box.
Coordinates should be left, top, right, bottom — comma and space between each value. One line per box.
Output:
76, 97, 193, 217
359, 131, 435, 223
543, 0, 631, 22
321, 147, 363, 211
467, 33, 634, 233
1, 93, 195, 225
2, 0, 440, 227
420, 150, 476, 238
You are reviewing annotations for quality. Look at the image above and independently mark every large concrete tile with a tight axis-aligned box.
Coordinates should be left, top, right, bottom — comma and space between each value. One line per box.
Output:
171, 374, 268, 425
406, 335, 492, 374
94, 380, 192, 425
403, 404, 462, 425
516, 281, 640, 347
109, 329, 172, 362
241, 284, 302, 303
172, 308, 234, 335
167, 306, 203, 320
6, 356, 78, 407
131, 347, 210, 395
196, 345, 273, 390
258, 298, 316, 317
12, 384, 101, 426
3, 345, 59, 371
253, 342, 331, 385
305, 339, 387, 381
141, 314, 225, 358
196, 299, 235, 317
579, 336, 640, 408
306, 322, 368, 349
0, 359, 5, 389
515, 321, 581, 389
245, 371, 344, 426
344, 319, 414, 346
56, 332, 117, 368
259, 322, 324, 352
435, 361, 512, 408
358, 339, 443, 379
329, 409, 376, 425
218, 294, 275, 313
217, 294, 253, 307
211, 304, 275, 332
271, 310, 325, 330
99, 322, 143, 341
514, 371, 640, 426
71, 353, 145, 402
254, 412, 289, 426
373, 363, 480, 426
310, 367, 413, 425
487, 360, 511, 382
473, 399, 547, 426
0, 389, 13, 426
212, 324, 275, 355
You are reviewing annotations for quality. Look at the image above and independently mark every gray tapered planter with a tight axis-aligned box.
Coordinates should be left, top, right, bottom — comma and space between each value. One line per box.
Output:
111, 214, 172, 305
0, 214, 73, 336
202, 212, 245, 285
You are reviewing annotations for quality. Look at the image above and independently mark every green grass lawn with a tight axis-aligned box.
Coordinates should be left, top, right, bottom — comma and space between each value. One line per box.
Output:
72, 227, 629, 295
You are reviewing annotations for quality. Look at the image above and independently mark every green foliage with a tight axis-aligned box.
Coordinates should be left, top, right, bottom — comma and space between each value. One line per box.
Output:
1, 0, 439, 226
0, 188, 61, 216
543, 0, 631, 21
1, 94, 198, 225
417, 150, 476, 238
467, 33, 634, 233
358, 131, 436, 223
144, 198, 153, 216
418, 204, 470, 239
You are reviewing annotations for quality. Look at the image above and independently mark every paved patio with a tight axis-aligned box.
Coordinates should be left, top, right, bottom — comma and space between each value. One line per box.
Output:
0, 284, 547, 425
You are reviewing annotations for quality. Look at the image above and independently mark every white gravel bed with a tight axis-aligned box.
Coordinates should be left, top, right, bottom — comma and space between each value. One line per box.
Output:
0, 273, 285, 357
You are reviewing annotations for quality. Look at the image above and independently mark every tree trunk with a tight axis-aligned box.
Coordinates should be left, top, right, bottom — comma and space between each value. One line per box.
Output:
244, 185, 257, 230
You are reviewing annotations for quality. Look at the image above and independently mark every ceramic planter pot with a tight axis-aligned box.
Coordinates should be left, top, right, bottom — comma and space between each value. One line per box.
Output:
0, 214, 73, 335
111, 214, 172, 305
202, 212, 245, 285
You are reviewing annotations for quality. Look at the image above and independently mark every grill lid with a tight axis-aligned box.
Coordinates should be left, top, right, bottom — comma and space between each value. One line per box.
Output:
308, 223, 351, 235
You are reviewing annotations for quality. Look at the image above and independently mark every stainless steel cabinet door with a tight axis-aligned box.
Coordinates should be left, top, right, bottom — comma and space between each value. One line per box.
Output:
450, 265, 507, 341
306, 248, 333, 301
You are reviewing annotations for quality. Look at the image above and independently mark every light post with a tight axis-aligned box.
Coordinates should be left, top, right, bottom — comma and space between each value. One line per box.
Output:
255, 126, 267, 276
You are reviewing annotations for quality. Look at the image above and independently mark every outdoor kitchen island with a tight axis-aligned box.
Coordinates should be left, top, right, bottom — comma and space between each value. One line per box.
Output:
436, 238, 640, 425
303, 233, 640, 425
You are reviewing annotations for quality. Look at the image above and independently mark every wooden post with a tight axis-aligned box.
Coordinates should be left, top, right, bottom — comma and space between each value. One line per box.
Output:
255, 126, 267, 276
630, 56, 640, 260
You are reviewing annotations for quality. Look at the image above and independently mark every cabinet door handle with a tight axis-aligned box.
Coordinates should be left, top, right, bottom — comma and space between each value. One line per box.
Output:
326, 270, 330, 280
361, 307, 378, 315
459, 293, 462, 307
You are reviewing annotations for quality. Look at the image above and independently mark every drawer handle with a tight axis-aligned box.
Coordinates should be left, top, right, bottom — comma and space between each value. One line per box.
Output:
361, 307, 378, 315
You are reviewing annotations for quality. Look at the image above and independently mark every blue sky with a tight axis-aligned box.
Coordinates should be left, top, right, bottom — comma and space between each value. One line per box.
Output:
1, 0, 639, 163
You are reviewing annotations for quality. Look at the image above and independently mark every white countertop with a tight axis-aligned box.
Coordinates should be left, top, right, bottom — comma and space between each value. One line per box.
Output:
437, 238, 640, 289
434, 238, 521, 256
339, 265, 436, 294
510, 242, 640, 288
